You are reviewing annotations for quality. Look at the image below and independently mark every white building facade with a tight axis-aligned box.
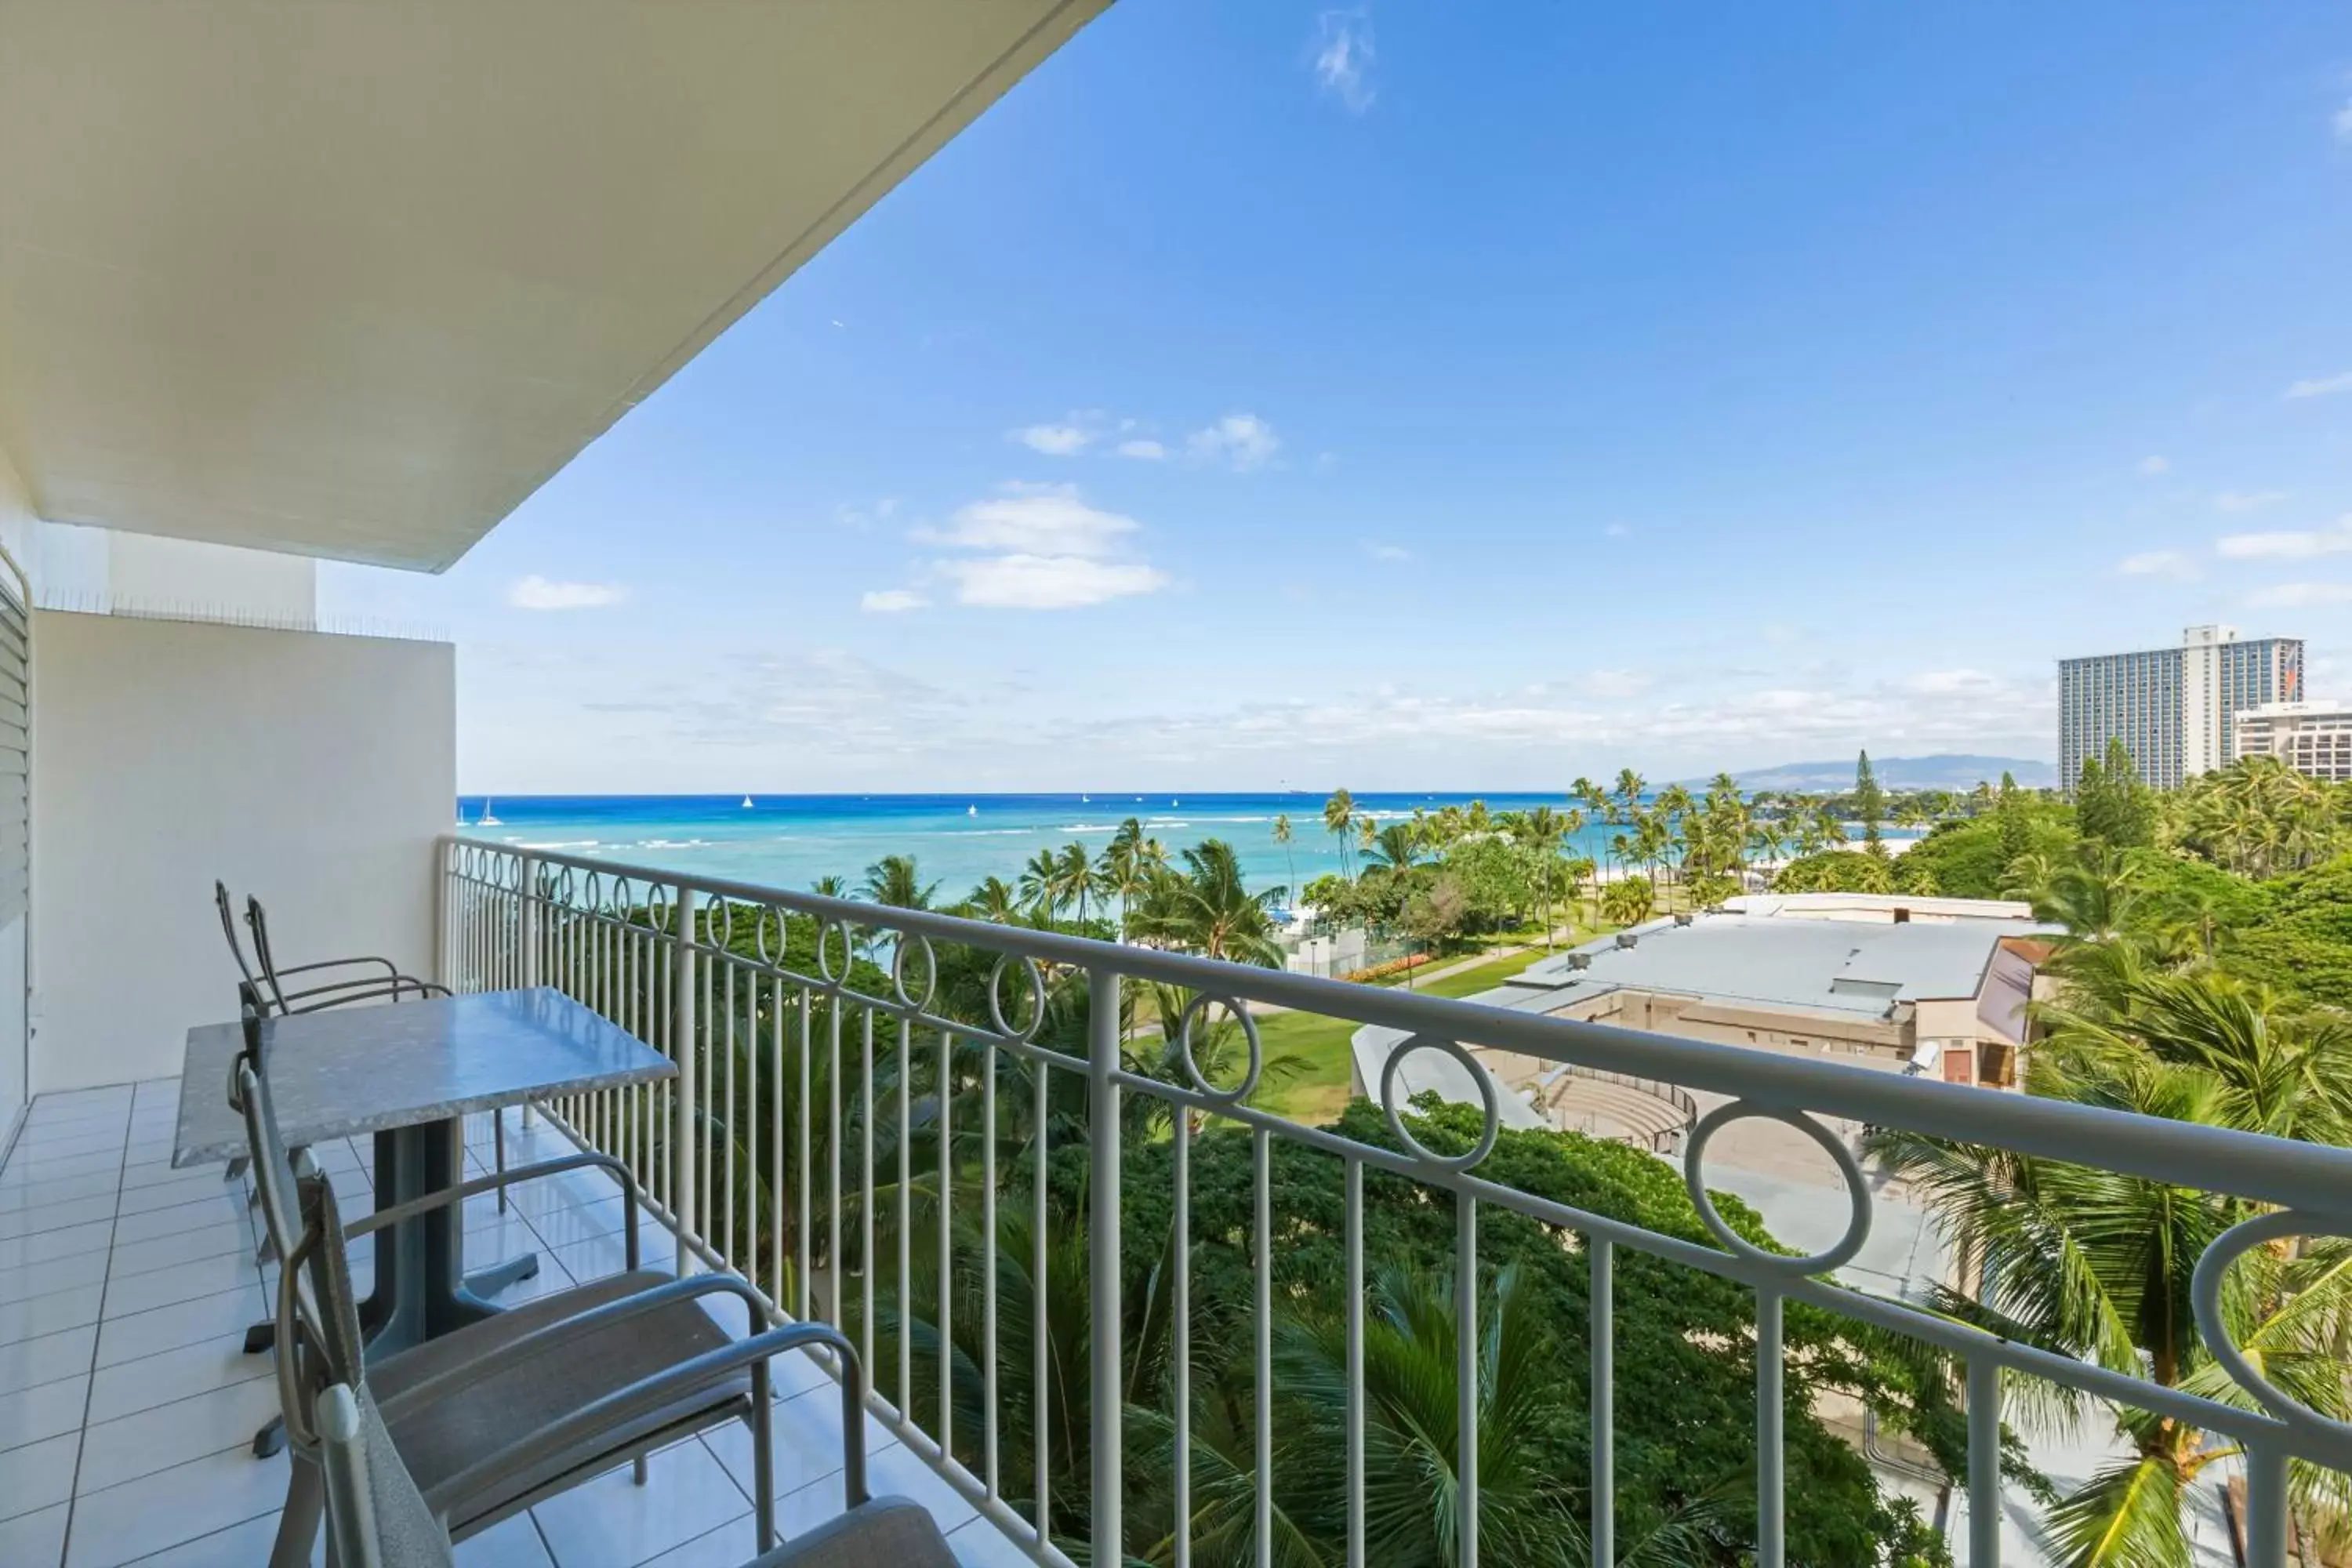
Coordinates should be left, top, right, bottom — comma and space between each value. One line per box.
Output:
2059, 623, 2304, 791
2233, 699, 2352, 782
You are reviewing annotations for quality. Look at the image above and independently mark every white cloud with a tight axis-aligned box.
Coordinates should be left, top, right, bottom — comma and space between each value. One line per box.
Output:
1604, 522, 1630, 539
2336, 98, 2352, 143
2136, 455, 2169, 477
2284, 370, 2352, 400
510, 575, 626, 611
859, 589, 929, 614
2216, 516, 2352, 560
1584, 668, 1653, 699
1011, 419, 1098, 456
1187, 413, 1281, 471
2245, 582, 2352, 608
1364, 542, 1411, 562
1311, 11, 1375, 113
1907, 669, 1998, 695
909, 483, 1170, 611
922, 484, 1140, 557
2215, 490, 2290, 514
938, 555, 1170, 610
2118, 549, 2196, 579
1116, 439, 1167, 460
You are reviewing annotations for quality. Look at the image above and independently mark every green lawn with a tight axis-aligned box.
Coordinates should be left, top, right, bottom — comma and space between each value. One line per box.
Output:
1241, 944, 1576, 1123
1407, 943, 1563, 1000
1245, 1008, 1361, 1125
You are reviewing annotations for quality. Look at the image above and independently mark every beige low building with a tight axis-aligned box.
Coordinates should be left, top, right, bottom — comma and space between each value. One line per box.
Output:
1501, 909, 2049, 1088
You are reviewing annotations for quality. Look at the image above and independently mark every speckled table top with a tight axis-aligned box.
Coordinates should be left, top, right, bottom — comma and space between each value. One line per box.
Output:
173, 988, 674, 1166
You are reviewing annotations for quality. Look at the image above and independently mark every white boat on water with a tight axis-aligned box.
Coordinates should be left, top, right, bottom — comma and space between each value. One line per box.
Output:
477, 798, 502, 827
741, 795, 754, 808
967, 804, 978, 817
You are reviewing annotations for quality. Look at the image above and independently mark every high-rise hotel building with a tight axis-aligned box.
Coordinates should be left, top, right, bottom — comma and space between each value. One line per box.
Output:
2057, 624, 2304, 791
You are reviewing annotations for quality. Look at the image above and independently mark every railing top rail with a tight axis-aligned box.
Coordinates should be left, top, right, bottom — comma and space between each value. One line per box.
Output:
448, 834, 2352, 1221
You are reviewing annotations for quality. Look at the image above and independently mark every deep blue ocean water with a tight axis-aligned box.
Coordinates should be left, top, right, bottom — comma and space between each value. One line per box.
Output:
453, 793, 1919, 902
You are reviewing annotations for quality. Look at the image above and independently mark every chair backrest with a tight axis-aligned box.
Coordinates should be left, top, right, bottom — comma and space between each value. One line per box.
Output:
234, 1043, 307, 1275
245, 895, 293, 1014
216, 881, 263, 997
289, 1172, 453, 1568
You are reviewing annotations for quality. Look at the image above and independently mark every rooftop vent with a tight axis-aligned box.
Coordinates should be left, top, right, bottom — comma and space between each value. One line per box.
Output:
1568, 952, 1594, 971
1615, 931, 1639, 949
1673, 912, 1695, 927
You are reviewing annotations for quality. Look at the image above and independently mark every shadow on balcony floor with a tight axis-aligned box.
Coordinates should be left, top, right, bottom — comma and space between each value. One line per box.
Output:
0, 1082, 1027, 1568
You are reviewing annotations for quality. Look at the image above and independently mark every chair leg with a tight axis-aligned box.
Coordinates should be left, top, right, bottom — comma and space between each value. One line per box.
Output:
494, 1111, 507, 1212
271, 1454, 325, 1568
753, 1360, 775, 1551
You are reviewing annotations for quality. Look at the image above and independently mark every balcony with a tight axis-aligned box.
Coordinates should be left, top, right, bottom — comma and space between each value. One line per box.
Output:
2, 840, 2347, 1567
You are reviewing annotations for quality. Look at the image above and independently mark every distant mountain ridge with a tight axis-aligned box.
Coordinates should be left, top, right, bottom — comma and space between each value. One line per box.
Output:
1690, 754, 2056, 793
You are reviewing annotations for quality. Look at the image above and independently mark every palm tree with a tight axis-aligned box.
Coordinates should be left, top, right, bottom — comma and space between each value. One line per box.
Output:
1363, 820, 1425, 880
1813, 804, 1849, 853
1323, 789, 1357, 880
1265, 1265, 1610, 1568
1018, 848, 1062, 919
1100, 822, 1156, 938
1612, 768, 1647, 826
810, 875, 848, 900
1271, 813, 1297, 908
2023, 847, 2143, 941
964, 876, 1020, 923
1866, 967, 2352, 1568
859, 853, 938, 910
1127, 840, 1286, 967
1052, 840, 1094, 926
1600, 875, 1654, 927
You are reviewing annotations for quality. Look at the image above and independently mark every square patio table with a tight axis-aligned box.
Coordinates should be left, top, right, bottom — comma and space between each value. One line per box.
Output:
175, 987, 673, 1359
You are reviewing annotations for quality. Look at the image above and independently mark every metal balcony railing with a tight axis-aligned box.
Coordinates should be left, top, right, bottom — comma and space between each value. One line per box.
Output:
440, 836, 2352, 1568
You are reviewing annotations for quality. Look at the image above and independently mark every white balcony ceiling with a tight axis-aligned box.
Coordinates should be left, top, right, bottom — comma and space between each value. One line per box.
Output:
0, 0, 1107, 571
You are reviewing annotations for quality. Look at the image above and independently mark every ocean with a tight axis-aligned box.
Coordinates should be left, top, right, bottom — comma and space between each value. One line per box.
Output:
452, 793, 1919, 903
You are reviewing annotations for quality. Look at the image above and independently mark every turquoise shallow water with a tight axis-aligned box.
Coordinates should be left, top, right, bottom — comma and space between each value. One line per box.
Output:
453, 793, 1917, 904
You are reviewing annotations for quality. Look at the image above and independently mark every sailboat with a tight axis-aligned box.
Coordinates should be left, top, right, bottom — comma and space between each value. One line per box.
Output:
477, 798, 502, 827
967, 804, 978, 817
741, 796, 754, 809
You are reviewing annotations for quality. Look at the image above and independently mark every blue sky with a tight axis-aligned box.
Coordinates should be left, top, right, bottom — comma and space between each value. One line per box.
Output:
322, 2, 2352, 794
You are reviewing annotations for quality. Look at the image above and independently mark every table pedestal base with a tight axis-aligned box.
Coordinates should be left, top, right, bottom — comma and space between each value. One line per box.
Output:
245, 1117, 539, 1458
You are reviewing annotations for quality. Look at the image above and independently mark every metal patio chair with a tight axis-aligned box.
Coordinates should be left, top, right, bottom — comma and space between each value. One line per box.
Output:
220, 881, 510, 1205
240, 1048, 849, 1568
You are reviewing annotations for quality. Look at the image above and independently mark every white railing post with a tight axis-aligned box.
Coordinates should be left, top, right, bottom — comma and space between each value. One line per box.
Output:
519, 853, 541, 988
435, 840, 453, 991
519, 853, 540, 1127
673, 884, 699, 1276
1087, 963, 1123, 1566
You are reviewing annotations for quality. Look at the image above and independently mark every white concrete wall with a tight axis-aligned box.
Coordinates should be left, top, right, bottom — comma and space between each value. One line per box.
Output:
24, 520, 317, 626
30, 611, 452, 1092
0, 454, 27, 1138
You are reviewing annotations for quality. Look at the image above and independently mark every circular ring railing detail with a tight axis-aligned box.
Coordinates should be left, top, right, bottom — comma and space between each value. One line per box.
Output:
893, 933, 939, 1013
1682, 1102, 1871, 1276
2191, 1208, 2352, 1447
1175, 993, 1262, 1105
1379, 1035, 1499, 1173
815, 920, 851, 986
987, 954, 1047, 1044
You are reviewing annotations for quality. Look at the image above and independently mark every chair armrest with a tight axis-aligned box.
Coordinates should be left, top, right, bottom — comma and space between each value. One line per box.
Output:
377, 1272, 768, 1421
434, 1320, 866, 1515
283, 976, 453, 1011
343, 1152, 638, 1269
271, 955, 403, 982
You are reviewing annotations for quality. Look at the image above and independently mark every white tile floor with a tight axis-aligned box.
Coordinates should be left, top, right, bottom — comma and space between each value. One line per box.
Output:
0, 1083, 1025, 1567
